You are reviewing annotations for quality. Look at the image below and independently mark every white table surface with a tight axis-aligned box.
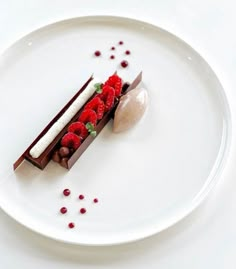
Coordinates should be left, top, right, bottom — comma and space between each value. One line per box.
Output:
1, 0, 236, 268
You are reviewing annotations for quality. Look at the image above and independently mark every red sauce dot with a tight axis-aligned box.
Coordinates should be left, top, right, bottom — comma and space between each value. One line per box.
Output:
120, 60, 128, 68
125, 50, 131, 55
111, 46, 115, 50
68, 222, 75, 229
93, 198, 99, 203
63, 189, 71, 196
80, 208, 86, 214
119, 41, 124, 45
110, 55, 115, 59
60, 207, 67, 214
94, 50, 101, 57
78, 194, 84, 200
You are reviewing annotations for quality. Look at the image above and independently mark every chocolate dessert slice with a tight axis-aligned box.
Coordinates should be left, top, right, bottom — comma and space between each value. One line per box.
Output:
14, 72, 142, 170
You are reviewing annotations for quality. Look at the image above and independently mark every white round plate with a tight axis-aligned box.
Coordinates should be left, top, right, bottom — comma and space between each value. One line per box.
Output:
0, 16, 231, 245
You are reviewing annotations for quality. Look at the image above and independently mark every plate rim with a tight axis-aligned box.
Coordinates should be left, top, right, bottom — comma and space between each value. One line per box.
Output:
0, 15, 232, 246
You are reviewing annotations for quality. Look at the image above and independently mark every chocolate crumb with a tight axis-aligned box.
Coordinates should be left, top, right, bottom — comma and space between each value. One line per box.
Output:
52, 151, 61, 163
59, 147, 70, 157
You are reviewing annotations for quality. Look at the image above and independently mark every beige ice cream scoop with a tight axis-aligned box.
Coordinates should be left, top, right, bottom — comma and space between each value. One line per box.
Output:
113, 87, 148, 133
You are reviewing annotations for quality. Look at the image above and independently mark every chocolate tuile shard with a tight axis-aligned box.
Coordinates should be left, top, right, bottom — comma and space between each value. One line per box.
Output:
14, 72, 142, 170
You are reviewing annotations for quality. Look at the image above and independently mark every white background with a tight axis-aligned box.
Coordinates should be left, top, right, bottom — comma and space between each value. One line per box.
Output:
0, 0, 236, 268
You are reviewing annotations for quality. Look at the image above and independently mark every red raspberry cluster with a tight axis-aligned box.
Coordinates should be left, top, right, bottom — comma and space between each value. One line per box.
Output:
56, 75, 122, 157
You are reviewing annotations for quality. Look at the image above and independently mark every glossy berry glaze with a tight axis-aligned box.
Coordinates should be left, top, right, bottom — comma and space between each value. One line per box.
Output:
120, 60, 128, 68
80, 208, 86, 214
68, 222, 75, 229
94, 50, 101, 57
59, 188, 100, 228
78, 194, 84, 200
92, 41, 132, 68
63, 189, 71, 196
60, 207, 67, 214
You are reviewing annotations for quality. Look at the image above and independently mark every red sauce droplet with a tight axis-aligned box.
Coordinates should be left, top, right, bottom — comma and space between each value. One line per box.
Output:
120, 60, 128, 68
94, 50, 101, 57
125, 50, 131, 55
119, 41, 124, 45
60, 207, 67, 214
63, 189, 71, 196
80, 208, 86, 214
110, 55, 115, 59
93, 198, 99, 203
111, 46, 115, 50
78, 194, 84, 200
68, 222, 75, 229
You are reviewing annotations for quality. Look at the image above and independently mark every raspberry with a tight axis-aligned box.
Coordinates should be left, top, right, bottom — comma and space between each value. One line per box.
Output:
104, 74, 122, 97
61, 132, 81, 150
68, 122, 88, 139
84, 97, 105, 120
97, 85, 115, 112
78, 109, 97, 126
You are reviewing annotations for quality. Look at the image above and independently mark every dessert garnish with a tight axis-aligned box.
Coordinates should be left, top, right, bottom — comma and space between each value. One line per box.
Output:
60, 190, 99, 229
68, 222, 75, 229
60, 207, 67, 214
80, 208, 86, 214
93, 41, 131, 67
63, 189, 71, 196
94, 50, 101, 57
120, 60, 129, 68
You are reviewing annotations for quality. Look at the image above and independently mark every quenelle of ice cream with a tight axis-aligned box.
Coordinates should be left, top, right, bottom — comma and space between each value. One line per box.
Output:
113, 87, 148, 133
